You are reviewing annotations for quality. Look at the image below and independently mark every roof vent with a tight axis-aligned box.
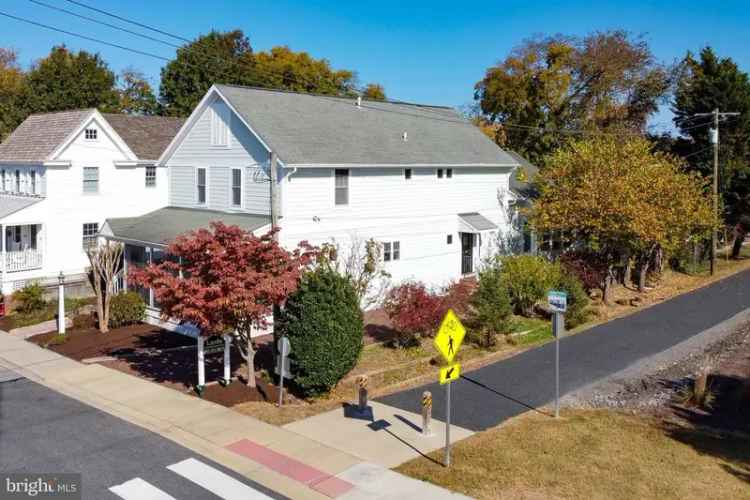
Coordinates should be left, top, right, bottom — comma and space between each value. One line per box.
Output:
356, 96, 362, 108
402, 131, 408, 142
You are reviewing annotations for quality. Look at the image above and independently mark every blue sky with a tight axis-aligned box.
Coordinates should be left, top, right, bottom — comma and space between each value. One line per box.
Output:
2, 0, 749, 132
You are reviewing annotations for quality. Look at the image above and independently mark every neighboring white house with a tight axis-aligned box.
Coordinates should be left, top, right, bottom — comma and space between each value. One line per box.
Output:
102, 84, 524, 326
0, 109, 183, 295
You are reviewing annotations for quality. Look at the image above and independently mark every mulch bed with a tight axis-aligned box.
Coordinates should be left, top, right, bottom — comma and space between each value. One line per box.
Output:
199, 378, 289, 407
363, 308, 397, 344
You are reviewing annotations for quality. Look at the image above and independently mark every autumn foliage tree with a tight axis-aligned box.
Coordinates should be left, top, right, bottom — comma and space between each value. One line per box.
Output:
530, 137, 713, 301
130, 223, 314, 388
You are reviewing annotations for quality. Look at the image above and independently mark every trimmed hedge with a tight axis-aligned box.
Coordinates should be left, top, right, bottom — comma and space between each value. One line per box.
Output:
276, 267, 364, 397
109, 292, 146, 328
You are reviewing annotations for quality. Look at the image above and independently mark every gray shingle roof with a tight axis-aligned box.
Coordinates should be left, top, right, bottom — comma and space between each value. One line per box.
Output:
106, 206, 271, 246
507, 150, 539, 199
0, 109, 94, 162
103, 114, 185, 160
0, 195, 43, 220
215, 84, 519, 166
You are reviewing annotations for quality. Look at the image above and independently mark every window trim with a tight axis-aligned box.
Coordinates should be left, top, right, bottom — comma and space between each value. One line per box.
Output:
447, 234, 453, 245
230, 167, 243, 208
196, 167, 207, 205
83, 167, 99, 194
382, 240, 401, 262
145, 166, 157, 188
334, 168, 349, 206
82, 222, 98, 250
84, 128, 98, 141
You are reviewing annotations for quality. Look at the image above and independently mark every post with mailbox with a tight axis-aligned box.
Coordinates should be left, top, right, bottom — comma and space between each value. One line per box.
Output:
434, 309, 466, 467
276, 336, 291, 407
547, 290, 567, 418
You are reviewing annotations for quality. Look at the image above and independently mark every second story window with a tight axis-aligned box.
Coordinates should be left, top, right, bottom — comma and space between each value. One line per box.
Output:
437, 168, 444, 179
404, 168, 412, 180
30, 171, 36, 194
1, 170, 5, 191
145, 166, 156, 187
231, 168, 242, 207
446, 168, 453, 178
84, 128, 98, 140
14, 170, 20, 192
83, 167, 99, 194
335, 169, 349, 206
197, 168, 207, 204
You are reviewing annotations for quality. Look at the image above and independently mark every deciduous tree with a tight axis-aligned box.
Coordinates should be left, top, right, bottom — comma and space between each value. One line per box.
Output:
86, 241, 124, 334
362, 83, 386, 101
0, 48, 28, 141
475, 31, 670, 163
116, 68, 159, 115
130, 223, 314, 388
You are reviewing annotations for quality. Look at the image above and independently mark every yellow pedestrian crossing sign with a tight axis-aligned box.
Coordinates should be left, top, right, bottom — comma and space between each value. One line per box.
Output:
439, 363, 461, 384
434, 309, 465, 363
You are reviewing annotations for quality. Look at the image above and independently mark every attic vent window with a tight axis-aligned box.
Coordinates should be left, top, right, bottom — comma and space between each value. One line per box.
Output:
84, 128, 98, 140
210, 105, 230, 147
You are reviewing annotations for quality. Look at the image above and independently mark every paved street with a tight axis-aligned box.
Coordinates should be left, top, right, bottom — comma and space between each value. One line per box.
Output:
379, 269, 750, 431
0, 374, 285, 500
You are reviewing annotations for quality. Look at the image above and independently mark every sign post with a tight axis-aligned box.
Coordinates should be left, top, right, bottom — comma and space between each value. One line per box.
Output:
276, 336, 291, 407
547, 291, 567, 419
434, 309, 466, 467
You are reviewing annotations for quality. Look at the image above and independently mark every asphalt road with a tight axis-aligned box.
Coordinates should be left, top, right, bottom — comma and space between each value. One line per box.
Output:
378, 269, 750, 431
0, 374, 286, 500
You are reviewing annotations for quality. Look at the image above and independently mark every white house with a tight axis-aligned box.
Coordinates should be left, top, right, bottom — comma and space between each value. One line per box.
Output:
101, 84, 523, 325
0, 109, 183, 295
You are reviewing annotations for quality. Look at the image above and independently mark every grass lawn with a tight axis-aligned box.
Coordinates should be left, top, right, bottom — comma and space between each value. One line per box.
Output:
396, 410, 750, 500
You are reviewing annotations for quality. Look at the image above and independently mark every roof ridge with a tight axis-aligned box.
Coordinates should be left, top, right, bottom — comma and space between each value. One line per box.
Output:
215, 83, 454, 111
24, 108, 96, 118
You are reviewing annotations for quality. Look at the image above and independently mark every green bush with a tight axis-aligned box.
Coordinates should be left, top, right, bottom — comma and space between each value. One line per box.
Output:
467, 267, 512, 348
276, 267, 364, 397
555, 271, 592, 329
109, 292, 146, 328
499, 256, 561, 316
13, 282, 46, 314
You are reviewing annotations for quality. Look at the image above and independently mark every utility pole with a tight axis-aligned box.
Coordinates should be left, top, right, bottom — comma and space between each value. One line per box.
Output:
269, 151, 279, 241
691, 109, 740, 275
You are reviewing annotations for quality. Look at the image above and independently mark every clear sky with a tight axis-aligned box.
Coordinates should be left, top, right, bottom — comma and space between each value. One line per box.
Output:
2, 0, 749, 132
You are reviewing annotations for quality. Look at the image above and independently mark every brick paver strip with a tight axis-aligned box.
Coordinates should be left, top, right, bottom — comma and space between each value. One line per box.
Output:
226, 439, 354, 498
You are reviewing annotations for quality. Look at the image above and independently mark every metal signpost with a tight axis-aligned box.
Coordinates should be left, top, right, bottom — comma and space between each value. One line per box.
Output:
434, 309, 466, 467
276, 336, 291, 407
547, 290, 567, 418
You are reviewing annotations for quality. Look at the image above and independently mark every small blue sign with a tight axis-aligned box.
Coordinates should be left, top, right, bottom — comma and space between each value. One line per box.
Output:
548, 290, 568, 313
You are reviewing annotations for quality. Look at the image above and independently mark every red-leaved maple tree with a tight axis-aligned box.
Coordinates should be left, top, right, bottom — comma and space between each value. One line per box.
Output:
130, 222, 315, 388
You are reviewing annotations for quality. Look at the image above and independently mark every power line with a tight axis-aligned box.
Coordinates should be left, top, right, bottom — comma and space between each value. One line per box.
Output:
0, 10, 171, 61
62, 0, 190, 43
28, 0, 181, 49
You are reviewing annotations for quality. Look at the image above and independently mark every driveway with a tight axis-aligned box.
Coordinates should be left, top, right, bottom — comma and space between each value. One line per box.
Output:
378, 269, 750, 431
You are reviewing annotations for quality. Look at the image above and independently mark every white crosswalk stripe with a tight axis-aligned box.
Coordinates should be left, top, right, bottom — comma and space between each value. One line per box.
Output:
109, 477, 177, 500
167, 457, 273, 499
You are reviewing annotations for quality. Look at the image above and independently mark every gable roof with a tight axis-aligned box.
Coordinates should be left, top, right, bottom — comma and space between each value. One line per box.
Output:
207, 84, 519, 166
102, 114, 185, 161
0, 195, 43, 220
0, 109, 95, 162
0, 109, 184, 163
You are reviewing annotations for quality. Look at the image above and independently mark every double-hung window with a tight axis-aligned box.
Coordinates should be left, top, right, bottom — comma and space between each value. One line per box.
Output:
14, 170, 20, 192
196, 168, 207, 204
383, 241, 401, 262
83, 167, 99, 194
335, 169, 349, 206
145, 166, 156, 187
231, 168, 242, 207
82, 223, 98, 250
30, 170, 36, 194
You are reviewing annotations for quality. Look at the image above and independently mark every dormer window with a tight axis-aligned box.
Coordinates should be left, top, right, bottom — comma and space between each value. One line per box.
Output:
84, 128, 98, 141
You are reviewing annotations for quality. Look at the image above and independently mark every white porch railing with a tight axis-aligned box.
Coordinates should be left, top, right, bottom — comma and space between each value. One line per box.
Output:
5, 248, 43, 272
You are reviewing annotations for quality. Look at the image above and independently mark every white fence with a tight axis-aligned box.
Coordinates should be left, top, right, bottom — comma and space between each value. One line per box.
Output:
5, 249, 43, 272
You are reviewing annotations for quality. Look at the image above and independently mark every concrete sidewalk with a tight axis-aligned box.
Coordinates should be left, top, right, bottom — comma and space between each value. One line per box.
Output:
0, 332, 468, 500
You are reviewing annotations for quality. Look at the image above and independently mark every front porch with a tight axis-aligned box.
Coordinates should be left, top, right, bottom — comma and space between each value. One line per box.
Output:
1, 223, 44, 274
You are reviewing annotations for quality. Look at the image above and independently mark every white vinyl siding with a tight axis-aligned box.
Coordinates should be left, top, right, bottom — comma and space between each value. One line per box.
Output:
83, 167, 99, 194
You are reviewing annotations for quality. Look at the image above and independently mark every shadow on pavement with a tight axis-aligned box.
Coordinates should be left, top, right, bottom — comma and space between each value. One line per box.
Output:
460, 374, 552, 417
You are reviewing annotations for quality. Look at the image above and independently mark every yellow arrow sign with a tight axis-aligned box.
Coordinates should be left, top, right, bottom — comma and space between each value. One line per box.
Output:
434, 309, 465, 364
440, 363, 461, 384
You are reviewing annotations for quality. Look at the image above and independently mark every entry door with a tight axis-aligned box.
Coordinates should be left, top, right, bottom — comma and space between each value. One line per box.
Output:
461, 233, 474, 274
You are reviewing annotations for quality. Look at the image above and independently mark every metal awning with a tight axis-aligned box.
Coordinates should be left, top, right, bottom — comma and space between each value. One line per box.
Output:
458, 212, 498, 233
0, 195, 43, 220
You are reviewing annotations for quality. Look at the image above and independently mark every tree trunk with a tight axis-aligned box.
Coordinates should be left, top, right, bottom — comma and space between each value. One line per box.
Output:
732, 227, 747, 259
622, 257, 632, 286
246, 334, 256, 388
601, 268, 614, 305
638, 258, 649, 292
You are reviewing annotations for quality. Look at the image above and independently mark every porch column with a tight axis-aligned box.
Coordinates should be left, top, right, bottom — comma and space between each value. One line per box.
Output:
197, 336, 205, 387
1, 224, 5, 280
223, 333, 232, 382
